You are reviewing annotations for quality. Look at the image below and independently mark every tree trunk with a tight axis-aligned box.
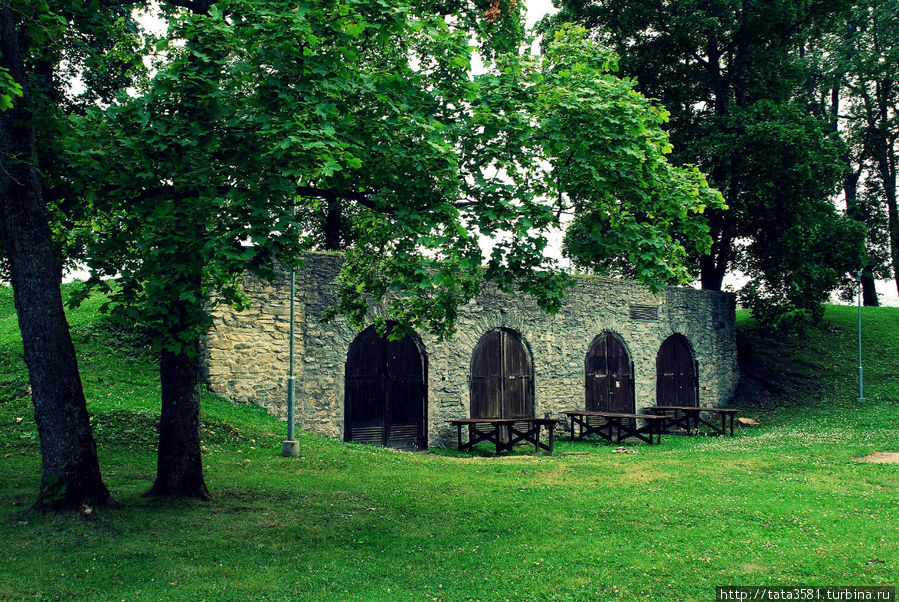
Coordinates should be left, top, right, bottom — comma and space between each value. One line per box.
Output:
843, 152, 879, 306
861, 273, 879, 306
878, 135, 899, 298
145, 0, 215, 500
885, 177, 899, 298
699, 222, 730, 291
324, 196, 342, 251
0, 3, 110, 510
699, 254, 725, 290
148, 332, 210, 500
869, 122, 898, 298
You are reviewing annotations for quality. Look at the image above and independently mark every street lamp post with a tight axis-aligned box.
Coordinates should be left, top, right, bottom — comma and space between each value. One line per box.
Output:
856, 268, 865, 404
282, 203, 300, 457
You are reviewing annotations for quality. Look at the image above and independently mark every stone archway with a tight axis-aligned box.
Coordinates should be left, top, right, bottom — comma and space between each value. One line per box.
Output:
344, 324, 427, 449
656, 333, 698, 406
470, 328, 534, 419
585, 332, 635, 414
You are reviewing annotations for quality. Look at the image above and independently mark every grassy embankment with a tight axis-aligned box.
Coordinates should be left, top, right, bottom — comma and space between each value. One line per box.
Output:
0, 284, 896, 600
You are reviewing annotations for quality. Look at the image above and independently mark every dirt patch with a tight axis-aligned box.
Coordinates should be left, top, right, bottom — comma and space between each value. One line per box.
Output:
855, 452, 899, 464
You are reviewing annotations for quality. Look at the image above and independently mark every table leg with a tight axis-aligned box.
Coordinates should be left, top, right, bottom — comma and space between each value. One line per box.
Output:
534, 424, 540, 454
500, 423, 515, 455
548, 425, 554, 455
457, 424, 463, 451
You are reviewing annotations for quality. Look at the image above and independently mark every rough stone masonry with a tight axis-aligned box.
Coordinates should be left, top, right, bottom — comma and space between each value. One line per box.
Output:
202, 252, 739, 448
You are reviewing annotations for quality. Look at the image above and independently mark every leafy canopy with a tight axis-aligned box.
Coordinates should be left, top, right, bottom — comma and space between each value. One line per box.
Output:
545, 0, 866, 330
71, 1, 722, 347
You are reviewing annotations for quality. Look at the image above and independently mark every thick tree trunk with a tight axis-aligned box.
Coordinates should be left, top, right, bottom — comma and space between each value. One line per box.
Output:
148, 251, 209, 500
861, 274, 879, 306
324, 197, 342, 251
699, 223, 730, 291
885, 182, 899, 299
0, 4, 110, 510
145, 0, 215, 500
699, 254, 725, 291
148, 332, 210, 500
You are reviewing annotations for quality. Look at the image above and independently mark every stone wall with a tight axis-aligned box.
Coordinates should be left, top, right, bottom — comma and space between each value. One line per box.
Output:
203, 252, 739, 448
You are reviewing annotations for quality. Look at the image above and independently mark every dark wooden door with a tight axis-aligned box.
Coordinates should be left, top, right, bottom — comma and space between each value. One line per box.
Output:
344, 325, 426, 449
656, 334, 698, 407
470, 329, 533, 418
585, 332, 634, 413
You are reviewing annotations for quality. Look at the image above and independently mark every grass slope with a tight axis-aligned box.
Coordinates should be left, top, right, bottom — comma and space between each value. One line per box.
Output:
0, 285, 896, 601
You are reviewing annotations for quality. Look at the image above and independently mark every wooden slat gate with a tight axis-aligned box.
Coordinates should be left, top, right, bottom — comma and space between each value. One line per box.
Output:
470, 329, 534, 419
585, 332, 635, 414
656, 333, 699, 406
344, 325, 427, 450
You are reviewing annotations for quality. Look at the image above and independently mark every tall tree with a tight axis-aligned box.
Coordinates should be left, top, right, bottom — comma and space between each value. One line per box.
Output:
836, 0, 898, 298
71, 0, 722, 498
804, 1, 897, 306
545, 0, 866, 327
0, 0, 135, 509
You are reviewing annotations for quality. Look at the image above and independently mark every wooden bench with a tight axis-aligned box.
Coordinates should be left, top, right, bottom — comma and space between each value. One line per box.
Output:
645, 406, 739, 436
562, 410, 667, 445
447, 418, 558, 455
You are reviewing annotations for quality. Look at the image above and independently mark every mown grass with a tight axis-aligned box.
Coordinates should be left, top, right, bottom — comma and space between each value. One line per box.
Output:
0, 284, 896, 601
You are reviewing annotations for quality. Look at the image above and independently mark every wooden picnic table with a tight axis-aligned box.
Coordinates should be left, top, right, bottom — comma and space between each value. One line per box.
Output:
447, 418, 558, 455
562, 410, 666, 445
645, 406, 739, 436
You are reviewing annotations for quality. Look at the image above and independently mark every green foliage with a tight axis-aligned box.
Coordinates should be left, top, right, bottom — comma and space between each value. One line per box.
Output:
546, 0, 867, 323
538, 26, 724, 286
0, 66, 22, 110
0, 0, 147, 275
71, 0, 723, 349
709, 102, 867, 330
0, 293, 897, 598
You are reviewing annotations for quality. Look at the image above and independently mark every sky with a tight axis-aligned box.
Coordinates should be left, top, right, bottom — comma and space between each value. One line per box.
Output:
524, 0, 558, 28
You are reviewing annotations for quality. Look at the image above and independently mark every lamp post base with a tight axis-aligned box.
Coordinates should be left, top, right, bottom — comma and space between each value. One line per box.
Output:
281, 440, 300, 457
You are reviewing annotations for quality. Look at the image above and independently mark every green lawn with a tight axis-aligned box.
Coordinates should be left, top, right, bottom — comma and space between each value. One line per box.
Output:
0, 285, 896, 600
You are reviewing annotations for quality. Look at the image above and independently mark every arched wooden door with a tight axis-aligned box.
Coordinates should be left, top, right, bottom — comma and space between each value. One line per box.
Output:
585, 332, 634, 414
344, 325, 427, 450
656, 334, 698, 407
470, 329, 533, 419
